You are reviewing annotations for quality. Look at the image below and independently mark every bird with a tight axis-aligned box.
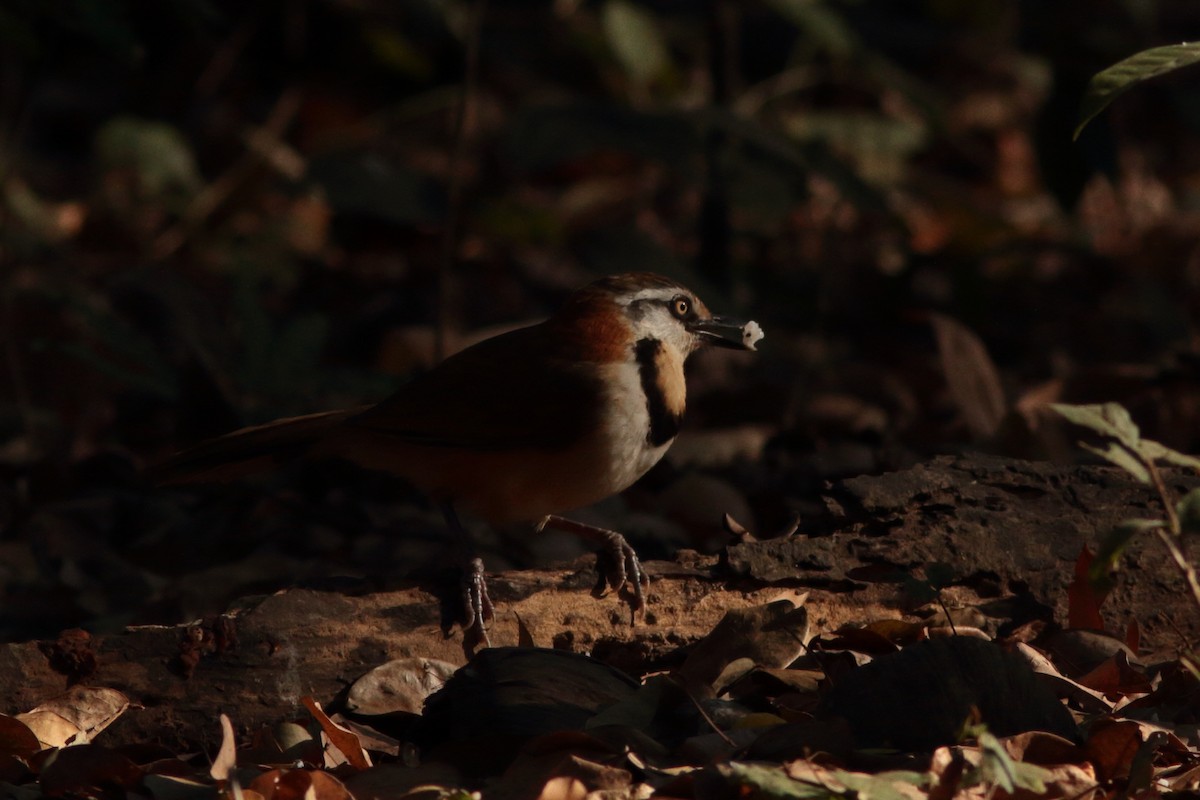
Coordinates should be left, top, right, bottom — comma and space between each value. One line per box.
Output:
157, 272, 764, 646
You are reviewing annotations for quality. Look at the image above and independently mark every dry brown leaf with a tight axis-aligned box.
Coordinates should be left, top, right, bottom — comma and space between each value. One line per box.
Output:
328, 716, 402, 758
302, 696, 371, 771
209, 713, 237, 781
1084, 719, 1145, 782
345, 658, 458, 716
537, 775, 588, 800
37, 745, 143, 796
1066, 547, 1107, 631
785, 760, 925, 800
516, 612, 537, 648
676, 600, 810, 697
926, 625, 990, 640
930, 312, 1007, 439
1014, 642, 1113, 714
492, 750, 631, 800
1040, 627, 1136, 679
1171, 762, 1200, 791
342, 762, 468, 799
16, 686, 129, 748
932, 742, 1098, 800
308, 770, 355, 800
729, 666, 824, 696
1075, 651, 1153, 696
251, 768, 347, 800
997, 730, 1084, 765
823, 624, 901, 655
0, 714, 42, 759
1029, 763, 1098, 798
248, 767, 285, 798
862, 618, 929, 645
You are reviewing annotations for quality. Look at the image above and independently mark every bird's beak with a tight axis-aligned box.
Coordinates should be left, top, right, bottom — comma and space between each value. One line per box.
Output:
689, 317, 765, 351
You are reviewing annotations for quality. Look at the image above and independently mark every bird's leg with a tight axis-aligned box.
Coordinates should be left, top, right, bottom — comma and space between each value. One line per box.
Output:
440, 502, 494, 649
537, 515, 649, 621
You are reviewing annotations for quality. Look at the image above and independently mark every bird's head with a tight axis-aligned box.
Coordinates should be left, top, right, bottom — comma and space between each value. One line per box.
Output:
552, 273, 764, 362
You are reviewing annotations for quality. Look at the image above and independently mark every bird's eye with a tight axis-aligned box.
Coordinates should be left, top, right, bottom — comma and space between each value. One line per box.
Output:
671, 296, 691, 319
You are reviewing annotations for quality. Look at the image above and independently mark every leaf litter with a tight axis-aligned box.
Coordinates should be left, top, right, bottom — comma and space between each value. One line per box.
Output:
4, 576, 1200, 799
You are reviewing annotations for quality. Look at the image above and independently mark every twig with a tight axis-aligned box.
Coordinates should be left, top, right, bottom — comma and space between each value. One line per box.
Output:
151, 89, 303, 261
669, 675, 738, 748
1146, 457, 1182, 535
733, 65, 819, 117
935, 591, 959, 636
1154, 527, 1200, 612
1142, 458, 1200, 613
435, 0, 488, 363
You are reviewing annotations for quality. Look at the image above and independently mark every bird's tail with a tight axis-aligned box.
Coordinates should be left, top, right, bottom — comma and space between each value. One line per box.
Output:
154, 408, 361, 485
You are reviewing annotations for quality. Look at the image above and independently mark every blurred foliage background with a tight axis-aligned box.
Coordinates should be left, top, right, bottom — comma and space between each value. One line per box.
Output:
3, 0, 1200, 638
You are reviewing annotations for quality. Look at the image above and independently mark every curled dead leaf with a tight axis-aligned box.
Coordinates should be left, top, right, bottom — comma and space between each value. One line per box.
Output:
210, 713, 237, 782
346, 658, 458, 716
16, 686, 130, 748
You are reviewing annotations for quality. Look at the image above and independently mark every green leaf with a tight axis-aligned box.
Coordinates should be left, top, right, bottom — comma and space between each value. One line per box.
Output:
720, 763, 925, 800
1076, 42, 1200, 140
1090, 519, 1164, 583
834, 769, 928, 800
602, 0, 671, 86
1051, 403, 1141, 449
1178, 489, 1200, 535
783, 110, 928, 186
1139, 439, 1200, 472
975, 730, 1019, 794
1011, 761, 1054, 794
719, 763, 833, 799
963, 729, 1053, 794
95, 116, 202, 198
1081, 441, 1150, 484
763, 0, 859, 59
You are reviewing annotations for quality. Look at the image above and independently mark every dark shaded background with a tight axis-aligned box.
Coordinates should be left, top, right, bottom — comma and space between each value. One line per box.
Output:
3, 0, 1200, 640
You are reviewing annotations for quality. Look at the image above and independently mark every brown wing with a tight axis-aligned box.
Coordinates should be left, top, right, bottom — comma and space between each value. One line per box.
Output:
155, 408, 361, 484
345, 322, 605, 452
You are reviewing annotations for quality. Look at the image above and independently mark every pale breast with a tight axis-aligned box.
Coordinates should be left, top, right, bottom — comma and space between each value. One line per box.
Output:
592, 358, 676, 496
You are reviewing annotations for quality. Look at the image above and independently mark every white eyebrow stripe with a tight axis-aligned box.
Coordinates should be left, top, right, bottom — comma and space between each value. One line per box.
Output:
617, 287, 679, 305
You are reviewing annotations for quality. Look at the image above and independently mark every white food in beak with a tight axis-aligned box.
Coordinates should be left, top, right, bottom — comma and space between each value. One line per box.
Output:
742, 320, 764, 351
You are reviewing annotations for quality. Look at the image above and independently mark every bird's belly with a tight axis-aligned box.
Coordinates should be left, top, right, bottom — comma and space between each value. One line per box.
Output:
428, 447, 627, 523
415, 363, 672, 523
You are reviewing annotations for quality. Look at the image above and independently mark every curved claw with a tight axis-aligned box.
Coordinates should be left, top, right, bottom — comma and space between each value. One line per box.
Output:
598, 530, 649, 622
461, 557, 494, 649
540, 515, 650, 624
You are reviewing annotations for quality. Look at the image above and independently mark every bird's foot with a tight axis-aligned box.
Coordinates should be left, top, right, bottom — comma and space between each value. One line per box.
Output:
539, 515, 649, 623
595, 529, 648, 622
462, 557, 494, 650
441, 557, 494, 652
